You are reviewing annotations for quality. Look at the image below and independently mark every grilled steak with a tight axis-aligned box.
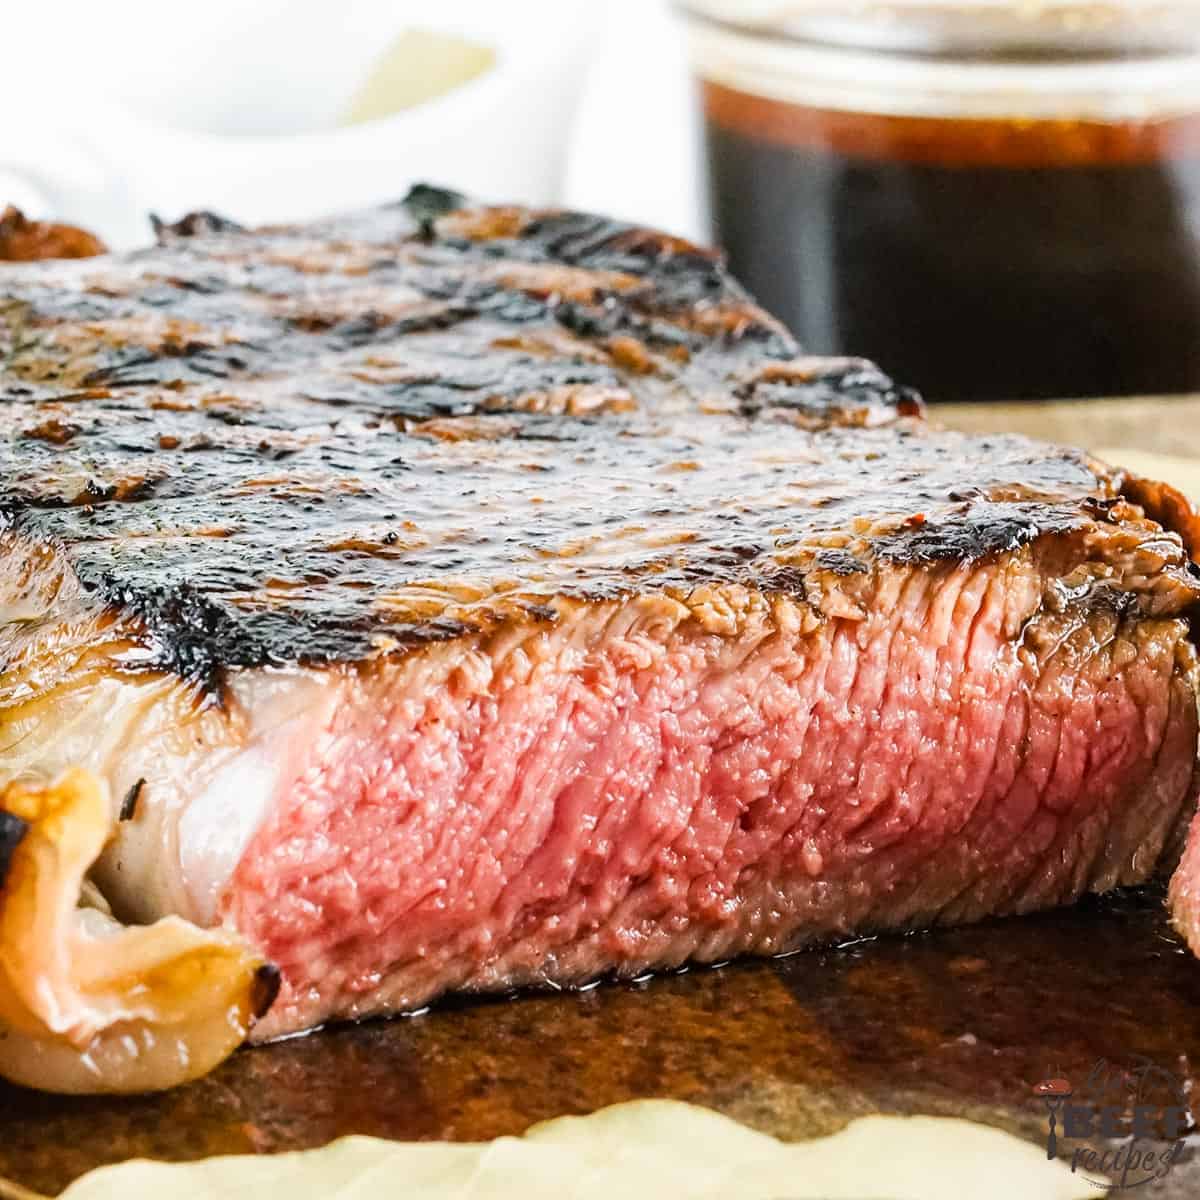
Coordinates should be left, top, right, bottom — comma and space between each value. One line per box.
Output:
1, 190, 1198, 1042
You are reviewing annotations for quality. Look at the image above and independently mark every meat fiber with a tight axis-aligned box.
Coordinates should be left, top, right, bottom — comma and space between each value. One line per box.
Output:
0, 189, 1198, 1045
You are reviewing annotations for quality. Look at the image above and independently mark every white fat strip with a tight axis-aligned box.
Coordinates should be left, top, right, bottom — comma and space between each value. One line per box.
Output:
92, 667, 337, 927
178, 741, 291, 926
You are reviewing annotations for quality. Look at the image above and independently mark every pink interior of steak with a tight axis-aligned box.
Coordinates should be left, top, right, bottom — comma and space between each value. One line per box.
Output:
220, 560, 1199, 1040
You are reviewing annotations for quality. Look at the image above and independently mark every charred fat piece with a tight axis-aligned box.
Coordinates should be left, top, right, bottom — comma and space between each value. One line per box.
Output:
0, 770, 276, 1094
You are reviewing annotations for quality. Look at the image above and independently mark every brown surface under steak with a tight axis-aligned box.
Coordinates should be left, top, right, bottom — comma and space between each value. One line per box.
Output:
0, 190, 1198, 1038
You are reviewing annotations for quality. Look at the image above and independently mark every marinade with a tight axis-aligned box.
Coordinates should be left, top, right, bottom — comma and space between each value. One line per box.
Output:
704, 80, 1200, 402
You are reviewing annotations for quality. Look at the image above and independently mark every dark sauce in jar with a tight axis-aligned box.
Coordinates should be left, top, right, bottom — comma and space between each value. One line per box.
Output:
703, 82, 1200, 402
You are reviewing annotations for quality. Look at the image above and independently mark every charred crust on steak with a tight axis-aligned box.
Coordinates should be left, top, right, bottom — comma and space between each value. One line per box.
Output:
811, 550, 869, 578
0, 811, 28, 889
250, 963, 283, 1022
151, 211, 247, 241
118, 779, 145, 823
0, 191, 1198, 683
400, 183, 468, 239
737, 356, 926, 429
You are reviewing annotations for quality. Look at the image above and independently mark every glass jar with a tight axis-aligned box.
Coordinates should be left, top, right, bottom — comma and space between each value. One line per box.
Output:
680, 2, 1200, 402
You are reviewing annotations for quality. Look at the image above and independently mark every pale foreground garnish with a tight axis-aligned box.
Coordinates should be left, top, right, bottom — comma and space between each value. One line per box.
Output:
0, 770, 277, 1095
3, 1101, 1096, 1200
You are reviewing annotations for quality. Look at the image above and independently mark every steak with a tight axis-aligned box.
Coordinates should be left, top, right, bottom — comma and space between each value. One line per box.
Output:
1, 189, 1198, 1044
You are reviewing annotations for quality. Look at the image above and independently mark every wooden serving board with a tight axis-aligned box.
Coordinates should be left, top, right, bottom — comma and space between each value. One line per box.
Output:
1, 399, 1198, 1197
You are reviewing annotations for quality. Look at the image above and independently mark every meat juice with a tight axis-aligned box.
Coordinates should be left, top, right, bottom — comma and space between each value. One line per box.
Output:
703, 81, 1200, 403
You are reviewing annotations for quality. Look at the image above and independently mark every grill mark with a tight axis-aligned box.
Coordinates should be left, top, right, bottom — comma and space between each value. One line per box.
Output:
250, 963, 283, 1022
119, 778, 145, 823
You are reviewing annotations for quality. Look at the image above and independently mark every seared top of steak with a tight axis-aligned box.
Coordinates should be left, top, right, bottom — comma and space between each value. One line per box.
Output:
0, 188, 1196, 679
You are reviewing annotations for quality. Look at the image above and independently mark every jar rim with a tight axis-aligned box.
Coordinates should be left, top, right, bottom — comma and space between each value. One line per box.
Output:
675, 2, 1200, 57
682, 12, 1200, 121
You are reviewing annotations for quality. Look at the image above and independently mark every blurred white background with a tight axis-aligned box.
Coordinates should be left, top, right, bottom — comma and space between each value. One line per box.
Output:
0, 0, 704, 248
565, 0, 704, 239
